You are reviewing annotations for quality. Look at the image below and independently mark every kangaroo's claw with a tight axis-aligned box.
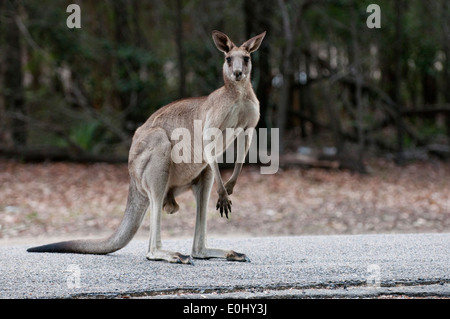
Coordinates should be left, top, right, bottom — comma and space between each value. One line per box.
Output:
216, 198, 232, 219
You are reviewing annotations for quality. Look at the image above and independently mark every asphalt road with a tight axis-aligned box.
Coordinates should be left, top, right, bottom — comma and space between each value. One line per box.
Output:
1, 233, 449, 299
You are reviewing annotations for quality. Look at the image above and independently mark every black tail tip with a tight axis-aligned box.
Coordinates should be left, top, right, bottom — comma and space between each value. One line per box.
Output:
27, 246, 45, 253
26, 243, 69, 253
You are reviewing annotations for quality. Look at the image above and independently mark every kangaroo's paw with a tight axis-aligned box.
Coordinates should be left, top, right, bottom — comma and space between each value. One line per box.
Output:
216, 196, 232, 219
146, 251, 194, 265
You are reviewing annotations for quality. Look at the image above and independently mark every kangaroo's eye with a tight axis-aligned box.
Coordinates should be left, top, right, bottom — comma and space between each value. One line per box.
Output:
226, 57, 232, 63
243, 56, 250, 63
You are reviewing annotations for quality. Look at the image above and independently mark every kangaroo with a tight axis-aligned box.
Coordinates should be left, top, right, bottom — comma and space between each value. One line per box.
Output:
27, 30, 266, 264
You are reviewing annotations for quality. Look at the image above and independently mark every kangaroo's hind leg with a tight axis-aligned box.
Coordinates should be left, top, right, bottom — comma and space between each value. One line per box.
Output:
191, 166, 250, 262
136, 128, 193, 264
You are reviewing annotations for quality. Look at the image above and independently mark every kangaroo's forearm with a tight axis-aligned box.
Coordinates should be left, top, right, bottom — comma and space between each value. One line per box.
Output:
225, 129, 253, 192
209, 160, 227, 194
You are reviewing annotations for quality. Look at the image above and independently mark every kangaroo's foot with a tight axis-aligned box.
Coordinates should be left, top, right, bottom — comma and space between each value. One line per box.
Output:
192, 248, 250, 262
146, 250, 194, 265
225, 250, 250, 262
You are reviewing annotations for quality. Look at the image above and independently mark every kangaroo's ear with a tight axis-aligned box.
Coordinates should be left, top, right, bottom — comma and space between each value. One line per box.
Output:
241, 31, 267, 54
212, 30, 236, 54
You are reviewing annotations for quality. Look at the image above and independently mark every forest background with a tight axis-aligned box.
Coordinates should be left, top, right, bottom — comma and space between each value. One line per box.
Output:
0, 0, 449, 240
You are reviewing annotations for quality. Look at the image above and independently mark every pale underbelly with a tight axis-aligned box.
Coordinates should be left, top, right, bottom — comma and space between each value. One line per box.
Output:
168, 161, 208, 189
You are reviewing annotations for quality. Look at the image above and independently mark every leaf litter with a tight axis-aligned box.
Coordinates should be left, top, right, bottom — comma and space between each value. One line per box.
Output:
0, 159, 449, 241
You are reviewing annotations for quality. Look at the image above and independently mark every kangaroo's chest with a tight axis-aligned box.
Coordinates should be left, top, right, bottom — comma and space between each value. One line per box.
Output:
224, 98, 259, 130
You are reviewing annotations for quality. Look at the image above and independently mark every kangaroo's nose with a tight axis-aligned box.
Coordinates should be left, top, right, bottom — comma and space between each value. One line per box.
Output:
234, 71, 243, 80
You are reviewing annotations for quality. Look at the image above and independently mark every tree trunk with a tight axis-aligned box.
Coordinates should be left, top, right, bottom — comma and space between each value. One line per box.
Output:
351, 2, 364, 164
394, 0, 405, 164
112, 0, 142, 134
244, 0, 273, 129
0, 0, 5, 145
113, 0, 131, 112
276, 0, 295, 152
442, 0, 450, 139
3, 0, 26, 146
300, 19, 317, 136
174, 0, 186, 99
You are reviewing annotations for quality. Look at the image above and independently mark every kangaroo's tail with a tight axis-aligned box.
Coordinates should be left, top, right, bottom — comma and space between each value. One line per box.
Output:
27, 181, 148, 254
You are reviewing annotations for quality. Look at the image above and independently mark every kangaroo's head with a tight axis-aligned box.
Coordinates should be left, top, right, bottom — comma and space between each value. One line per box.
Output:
212, 30, 266, 83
